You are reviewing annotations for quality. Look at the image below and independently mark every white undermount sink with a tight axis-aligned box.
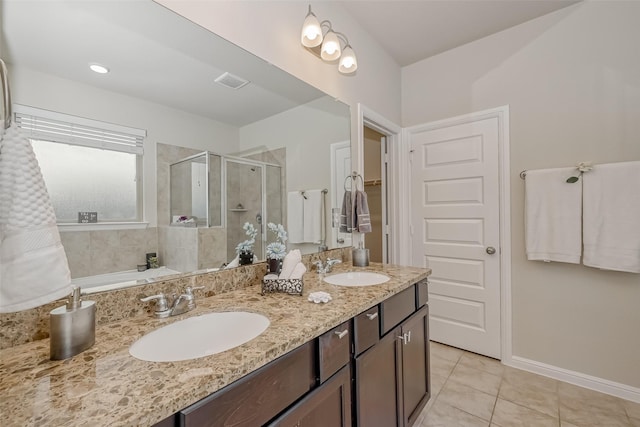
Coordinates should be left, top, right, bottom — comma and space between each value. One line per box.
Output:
323, 271, 390, 287
129, 311, 270, 362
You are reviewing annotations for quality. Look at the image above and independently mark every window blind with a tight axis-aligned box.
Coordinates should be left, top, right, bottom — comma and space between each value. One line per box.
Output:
13, 104, 146, 155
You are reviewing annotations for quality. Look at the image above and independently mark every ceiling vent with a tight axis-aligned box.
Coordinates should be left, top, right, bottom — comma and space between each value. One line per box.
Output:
214, 72, 249, 90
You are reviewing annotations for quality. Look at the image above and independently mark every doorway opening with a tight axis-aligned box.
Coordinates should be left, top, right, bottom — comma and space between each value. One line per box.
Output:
363, 126, 386, 263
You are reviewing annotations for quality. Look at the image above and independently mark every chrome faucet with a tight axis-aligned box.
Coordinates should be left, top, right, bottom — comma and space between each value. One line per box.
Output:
140, 286, 204, 318
314, 258, 342, 274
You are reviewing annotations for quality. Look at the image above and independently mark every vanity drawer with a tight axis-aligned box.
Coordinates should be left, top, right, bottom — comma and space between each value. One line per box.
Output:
353, 306, 379, 356
416, 279, 429, 308
179, 341, 316, 427
380, 285, 416, 335
318, 320, 351, 383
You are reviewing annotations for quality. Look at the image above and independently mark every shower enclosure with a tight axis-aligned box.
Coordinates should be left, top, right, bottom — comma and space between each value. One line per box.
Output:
169, 152, 283, 264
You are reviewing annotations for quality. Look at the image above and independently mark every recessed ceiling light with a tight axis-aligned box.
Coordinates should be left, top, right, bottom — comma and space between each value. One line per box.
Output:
89, 63, 109, 74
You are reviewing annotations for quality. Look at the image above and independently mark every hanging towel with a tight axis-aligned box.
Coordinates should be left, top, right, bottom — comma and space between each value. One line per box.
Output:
287, 191, 304, 244
0, 124, 71, 313
583, 161, 640, 273
355, 190, 372, 233
525, 167, 582, 264
339, 191, 355, 233
303, 189, 322, 244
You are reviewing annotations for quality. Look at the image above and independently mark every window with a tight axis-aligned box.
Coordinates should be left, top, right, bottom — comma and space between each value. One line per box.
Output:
14, 105, 146, 223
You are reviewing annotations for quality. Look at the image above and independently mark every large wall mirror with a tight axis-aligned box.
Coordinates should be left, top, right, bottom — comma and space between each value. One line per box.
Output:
2, 0, 351, 292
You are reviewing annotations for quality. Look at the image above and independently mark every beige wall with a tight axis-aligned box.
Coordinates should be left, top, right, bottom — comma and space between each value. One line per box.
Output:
402, 1, 640, 388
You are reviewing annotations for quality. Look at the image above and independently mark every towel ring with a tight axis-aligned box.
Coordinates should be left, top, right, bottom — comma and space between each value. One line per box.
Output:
344, 173, 364, 192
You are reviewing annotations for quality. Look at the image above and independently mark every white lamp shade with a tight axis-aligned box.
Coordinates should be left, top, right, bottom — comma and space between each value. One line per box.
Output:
301, 13, 322, 47
338, 46, 358, 74
321, 31, 341, 61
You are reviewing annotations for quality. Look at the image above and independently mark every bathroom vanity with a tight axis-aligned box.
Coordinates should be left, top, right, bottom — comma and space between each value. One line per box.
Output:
0, 262, 430, 427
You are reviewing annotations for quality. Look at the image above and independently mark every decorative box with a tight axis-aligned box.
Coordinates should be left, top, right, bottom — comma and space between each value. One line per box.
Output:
261, 277, 303, 296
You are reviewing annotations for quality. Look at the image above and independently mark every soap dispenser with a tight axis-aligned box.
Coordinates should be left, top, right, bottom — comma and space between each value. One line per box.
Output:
50, 286, 96, 360
352, 241, 370, 267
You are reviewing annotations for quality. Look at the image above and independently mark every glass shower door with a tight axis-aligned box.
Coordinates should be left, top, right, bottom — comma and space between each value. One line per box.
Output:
225, 159, 264, 262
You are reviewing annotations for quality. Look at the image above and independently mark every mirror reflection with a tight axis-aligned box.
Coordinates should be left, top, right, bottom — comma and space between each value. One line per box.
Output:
2, 0, 350, 292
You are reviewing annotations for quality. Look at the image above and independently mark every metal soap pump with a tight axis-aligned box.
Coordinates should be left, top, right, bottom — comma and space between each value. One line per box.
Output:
50, 286, 96, 360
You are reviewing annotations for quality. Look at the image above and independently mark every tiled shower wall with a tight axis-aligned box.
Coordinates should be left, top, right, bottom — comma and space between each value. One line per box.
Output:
60, 228, 159, 278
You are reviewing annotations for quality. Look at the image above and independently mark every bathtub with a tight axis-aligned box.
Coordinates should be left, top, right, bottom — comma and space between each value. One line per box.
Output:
73, 266, 182, 294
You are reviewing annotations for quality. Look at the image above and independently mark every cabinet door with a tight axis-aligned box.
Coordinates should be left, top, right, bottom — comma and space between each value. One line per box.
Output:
269, 365, 351, 427
355, 326, 402, 427
400, 305, 430, 426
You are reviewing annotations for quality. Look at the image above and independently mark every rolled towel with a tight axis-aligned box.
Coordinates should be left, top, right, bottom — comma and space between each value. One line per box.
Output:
264, 273, 279, 281
279, 249, 301, 279
289, 262, 307, 280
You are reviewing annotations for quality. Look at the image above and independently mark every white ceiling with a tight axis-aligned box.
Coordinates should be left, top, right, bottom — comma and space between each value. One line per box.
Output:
1, 0, 327, 127
1, 0, 580, 126
339, 0, 580, 66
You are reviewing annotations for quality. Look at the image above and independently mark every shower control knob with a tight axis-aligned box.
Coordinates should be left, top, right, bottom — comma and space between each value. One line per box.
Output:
486, 246, 496, 255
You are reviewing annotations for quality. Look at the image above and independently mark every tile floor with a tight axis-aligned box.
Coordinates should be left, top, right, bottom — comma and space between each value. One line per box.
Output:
415, 341, 640, 427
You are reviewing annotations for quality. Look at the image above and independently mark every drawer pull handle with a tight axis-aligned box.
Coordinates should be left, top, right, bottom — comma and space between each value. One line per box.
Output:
334, 329, 349, 339
366, 312, 378, 321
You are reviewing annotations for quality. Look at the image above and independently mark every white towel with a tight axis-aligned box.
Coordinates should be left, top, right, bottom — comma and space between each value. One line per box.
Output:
525, 167, 582, 264
289, 262, 307, 280
287, 191, 304, 244
0, 124, 71, 313
279, 249, 301, 279
583, 161, 640, 273
303, 189, 322, 244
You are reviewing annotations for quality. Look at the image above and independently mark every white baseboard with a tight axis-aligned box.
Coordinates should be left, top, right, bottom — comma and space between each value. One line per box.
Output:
505, 355, 640, 403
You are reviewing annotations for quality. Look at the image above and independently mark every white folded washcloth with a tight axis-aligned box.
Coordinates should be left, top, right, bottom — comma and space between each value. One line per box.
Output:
289, 262, 307, 280
525, 167, 582, 264
279, 249, 302, 279
263, 273, 279, 281
583, 161, 640, 273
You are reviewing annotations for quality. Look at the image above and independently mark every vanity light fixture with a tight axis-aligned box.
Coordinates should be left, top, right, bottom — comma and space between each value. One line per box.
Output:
89, 63, 109, 74
300, 5, 358, 74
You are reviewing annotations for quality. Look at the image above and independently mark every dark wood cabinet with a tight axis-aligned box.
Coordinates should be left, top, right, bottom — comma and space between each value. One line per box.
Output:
318, 321, 351, 383
269, 365, 351, 427
178, 342, 316, 427
355, 288, 430, 427
355, 325, 402, 427
400, 305, 430, 426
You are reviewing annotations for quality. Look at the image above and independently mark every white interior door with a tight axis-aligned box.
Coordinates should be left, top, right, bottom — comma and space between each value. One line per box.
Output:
410, 117, 501, 359
330, 141, 352, 248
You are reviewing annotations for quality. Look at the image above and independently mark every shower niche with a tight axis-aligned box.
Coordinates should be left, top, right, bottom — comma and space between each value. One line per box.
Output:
169, 152, 283, 265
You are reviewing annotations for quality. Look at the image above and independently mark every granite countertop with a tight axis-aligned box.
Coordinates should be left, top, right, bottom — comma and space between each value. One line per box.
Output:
0, 263, 429, 427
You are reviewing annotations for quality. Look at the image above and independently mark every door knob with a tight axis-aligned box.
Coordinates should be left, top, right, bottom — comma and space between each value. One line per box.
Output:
486, 246, 496, 255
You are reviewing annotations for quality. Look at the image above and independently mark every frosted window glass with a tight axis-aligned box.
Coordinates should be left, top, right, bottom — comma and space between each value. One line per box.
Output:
31, 140, 139, 222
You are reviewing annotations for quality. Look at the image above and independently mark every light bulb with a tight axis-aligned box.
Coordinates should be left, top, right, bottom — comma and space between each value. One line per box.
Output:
89, 63, 109, 74
301, 11, 322, 47
321, 31, 341, 61
339, 46, 358, 74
